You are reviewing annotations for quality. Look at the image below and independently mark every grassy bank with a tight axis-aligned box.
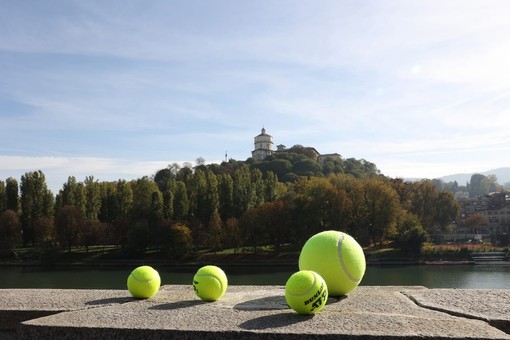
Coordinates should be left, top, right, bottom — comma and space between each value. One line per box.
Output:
2, 243, 509, 266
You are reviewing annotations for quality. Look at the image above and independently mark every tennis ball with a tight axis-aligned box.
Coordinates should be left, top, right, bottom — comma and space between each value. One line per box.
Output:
285, 270, 328, 315
127, 265, 161, 299
299, 230, 365, 297
192, 265, 228, 302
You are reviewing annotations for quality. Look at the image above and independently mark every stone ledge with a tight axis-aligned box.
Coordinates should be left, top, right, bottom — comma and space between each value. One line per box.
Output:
0, 286, 508, 339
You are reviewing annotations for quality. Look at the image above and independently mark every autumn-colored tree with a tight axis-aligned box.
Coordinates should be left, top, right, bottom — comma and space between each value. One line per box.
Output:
0, 209, 21, 257
464, 213, 489, 233
55, 205, 84, 252
223, 217, 242, 253
207, 212, 223, 252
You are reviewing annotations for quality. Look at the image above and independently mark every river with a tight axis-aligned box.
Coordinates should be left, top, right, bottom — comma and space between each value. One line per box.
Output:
0, 264, 509, 290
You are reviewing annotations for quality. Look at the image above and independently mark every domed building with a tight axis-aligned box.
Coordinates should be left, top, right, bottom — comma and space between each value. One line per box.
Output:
251, 128, 273, 161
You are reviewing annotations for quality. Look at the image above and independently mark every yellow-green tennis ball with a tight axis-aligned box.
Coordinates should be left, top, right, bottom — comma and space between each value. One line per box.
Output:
285, 270, 328, 315
192, 265, 228, 302
127, 265, 161, 299
299, 230, 366, 297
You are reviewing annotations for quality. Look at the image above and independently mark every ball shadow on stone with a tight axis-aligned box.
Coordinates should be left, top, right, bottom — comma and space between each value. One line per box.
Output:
149, 299, 203, 310
85, 297, 133, 306
234, 295, 288, 311
239, 312, 314, 330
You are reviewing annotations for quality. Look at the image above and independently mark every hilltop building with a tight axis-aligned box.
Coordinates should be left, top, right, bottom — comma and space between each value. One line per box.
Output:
251, 128, 274, 161
251, 128, 342, 163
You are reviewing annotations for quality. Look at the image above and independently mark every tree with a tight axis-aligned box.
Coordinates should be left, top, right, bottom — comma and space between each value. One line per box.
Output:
57, 176, 86, 215
20, 171, 54, 246
435, 191, 459, 231
0, 181, 6, 212
6, 177, 19, 213
207, 212, 223, 252
218, 173, 234, 220
410, 180, 438, 231
362, 178, 400, 246
223, 217, 242, 253
55, 205, 84, 252
469, 174, 490, 198
0, 209, 21, 257
464, 213, 489, 233
397, 213, 428, 255
173, 181, 189, 220
161, 222, 193, 258
84, 176, 101, 220
293, 158, 321, 177
233, 166, 255, 217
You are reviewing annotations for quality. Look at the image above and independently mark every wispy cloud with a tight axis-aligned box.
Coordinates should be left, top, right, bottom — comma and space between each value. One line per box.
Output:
1, 0, 510, 184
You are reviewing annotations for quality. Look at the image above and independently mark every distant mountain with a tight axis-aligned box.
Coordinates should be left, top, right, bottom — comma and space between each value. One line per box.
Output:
439, 167, 510, 185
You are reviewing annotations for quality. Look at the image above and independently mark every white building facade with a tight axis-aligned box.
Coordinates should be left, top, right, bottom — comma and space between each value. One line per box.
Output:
251, 128, 274, 161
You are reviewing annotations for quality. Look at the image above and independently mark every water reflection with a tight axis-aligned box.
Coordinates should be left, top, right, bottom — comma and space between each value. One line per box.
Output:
0, 264, 508, 289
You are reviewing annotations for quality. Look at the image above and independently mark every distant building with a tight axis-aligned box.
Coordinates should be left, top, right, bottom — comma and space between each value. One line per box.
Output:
251, 128, 341, 163
251, 128, 274, 161
317, 153, 342, 165
444, 192, 510, 245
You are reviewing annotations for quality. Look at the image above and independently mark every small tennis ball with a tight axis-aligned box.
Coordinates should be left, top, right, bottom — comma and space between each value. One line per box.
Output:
127, 265, 161, 299
299, 230, 365, 297
192, 265, 228, 302
285, 270, 328, 315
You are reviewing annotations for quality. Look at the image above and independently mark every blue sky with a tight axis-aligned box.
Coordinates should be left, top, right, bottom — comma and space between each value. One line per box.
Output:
2, 0, 510, 193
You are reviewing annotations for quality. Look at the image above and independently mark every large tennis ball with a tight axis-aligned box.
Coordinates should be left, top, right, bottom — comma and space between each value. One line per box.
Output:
299, 230, 365, 296
127, 265, 161, 299
192, 265, 228, 302
285, 270, 328, 315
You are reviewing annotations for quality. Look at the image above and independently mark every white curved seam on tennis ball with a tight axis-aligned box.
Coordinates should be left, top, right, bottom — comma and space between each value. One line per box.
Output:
195, 274, 224, 292
337, 233, 360, 283
286, 272, 317, 297
131, 271, 155, 283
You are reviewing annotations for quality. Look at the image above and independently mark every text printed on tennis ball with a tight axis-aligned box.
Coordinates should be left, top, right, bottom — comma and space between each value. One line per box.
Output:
304, 281, 327, 312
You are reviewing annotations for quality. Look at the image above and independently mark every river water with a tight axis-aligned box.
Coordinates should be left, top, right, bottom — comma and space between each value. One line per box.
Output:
1, 264, 509, 290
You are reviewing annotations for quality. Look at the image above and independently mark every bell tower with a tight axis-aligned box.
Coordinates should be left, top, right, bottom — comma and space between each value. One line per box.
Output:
251, 128, 273, 161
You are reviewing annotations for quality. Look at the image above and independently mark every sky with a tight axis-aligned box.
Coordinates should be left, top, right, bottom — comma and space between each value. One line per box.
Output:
1, 0, 510, 193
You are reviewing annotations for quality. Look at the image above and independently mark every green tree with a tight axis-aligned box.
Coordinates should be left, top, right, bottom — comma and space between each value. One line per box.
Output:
20, 171, 54, 246
293, 158, 322, 177
469, 174, 490, 198
397, 213, 429, 255
84, 176, 101, 220
362, 178, 400, 246
116, 179, 133, 218
6, 177, 19, 213
435, 191, 459, 232
130, 177, 159, 221
233, 166, 255, 217
0, 181, 6, 212
218, 173, 234, 220
410, 180, 438, 231
173, 181, 189, 220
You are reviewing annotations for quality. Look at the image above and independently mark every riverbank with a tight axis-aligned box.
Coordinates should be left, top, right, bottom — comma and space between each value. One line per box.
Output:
1, 243, 508, 267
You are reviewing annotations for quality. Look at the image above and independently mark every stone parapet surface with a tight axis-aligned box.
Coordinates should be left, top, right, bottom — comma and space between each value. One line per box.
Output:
0, 285, 508, 339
